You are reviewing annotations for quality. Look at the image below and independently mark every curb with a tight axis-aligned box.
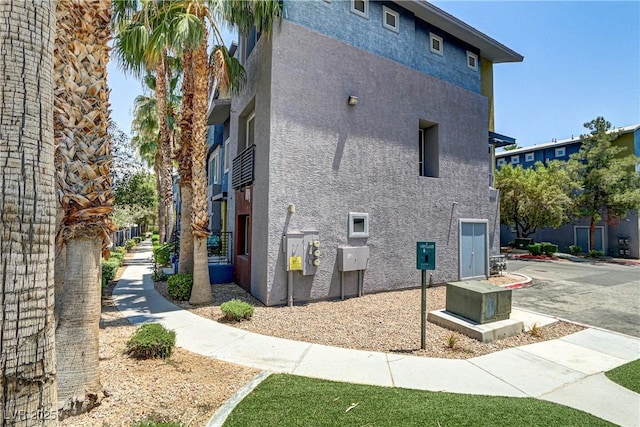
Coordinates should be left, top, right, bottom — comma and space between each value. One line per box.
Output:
499, 273, 533, 289
206, 371, 272, 427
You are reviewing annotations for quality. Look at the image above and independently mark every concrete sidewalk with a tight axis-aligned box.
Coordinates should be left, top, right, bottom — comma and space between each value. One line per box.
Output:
114, 242, 640, 426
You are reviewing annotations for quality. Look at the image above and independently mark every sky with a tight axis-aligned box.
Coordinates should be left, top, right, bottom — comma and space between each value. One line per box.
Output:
107, 1, 640, 149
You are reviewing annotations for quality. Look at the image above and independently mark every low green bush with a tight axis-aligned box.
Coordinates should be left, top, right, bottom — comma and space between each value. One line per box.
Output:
109, 252, 124, 265
102, 259, 120, 283
133, 236, 142, 244
167, 273, 193, 301
527, 243, 542, 256
221, 299, 254, 321
151, 268, 168, 282
153, 243, 174, 266
125, 323, 176, 360
588, 250, 604, 257
540, 242, 558, 256
113, 246, 127, 255
125, 239, 136, 251
568, 245, 582, 255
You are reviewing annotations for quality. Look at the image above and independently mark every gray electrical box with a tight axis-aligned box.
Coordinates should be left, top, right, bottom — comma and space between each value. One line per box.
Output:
302, 232, 320, 276
283, 233, 304, 271
337, 246, 370, 272
446, 281, 512, 324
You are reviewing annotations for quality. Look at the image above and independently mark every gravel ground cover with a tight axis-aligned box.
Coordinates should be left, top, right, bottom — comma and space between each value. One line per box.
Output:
156, 273, 583, 360
60, 259, 259, 427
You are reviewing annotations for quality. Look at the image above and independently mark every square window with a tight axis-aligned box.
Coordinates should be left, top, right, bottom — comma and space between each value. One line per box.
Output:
497, 158, 505, 166
429, 33, 443, 55
382, 6, 399, 32
348, 212, 369, 238
351, 0, 368, 18
466, 51, 478, 71
511, 155, 519, 165
525, 152, 534, 162
555, 147, 565, 157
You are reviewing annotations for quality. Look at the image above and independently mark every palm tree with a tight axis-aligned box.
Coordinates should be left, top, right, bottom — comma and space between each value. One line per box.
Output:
54, 0, 115, 415
163, 0, 282, 304
113, 1, 176, 244
0, 1, 58, 422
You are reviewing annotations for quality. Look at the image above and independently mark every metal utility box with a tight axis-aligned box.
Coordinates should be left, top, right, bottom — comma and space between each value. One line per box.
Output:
283, 233, 304, 271
416, 241, 436, 270
302, 232, 320, 276
337, 246, 370, 272
446, 281, 512, 324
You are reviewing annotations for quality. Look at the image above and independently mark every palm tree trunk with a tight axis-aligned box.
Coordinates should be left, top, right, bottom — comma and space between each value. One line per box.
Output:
179, 184, 195, 274
189, 38, 212, 304
55, 238, 103, 416
156, 54, 174, 244
178, 48, 195, 274
155, 152, 166, 243
0, 1, 58, 421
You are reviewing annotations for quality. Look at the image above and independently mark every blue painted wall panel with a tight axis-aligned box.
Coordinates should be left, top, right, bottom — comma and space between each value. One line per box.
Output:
282, 0, 481, 93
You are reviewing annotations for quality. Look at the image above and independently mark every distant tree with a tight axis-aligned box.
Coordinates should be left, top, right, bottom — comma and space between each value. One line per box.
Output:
496, 161, 575, 238
567, 117, 640, 251
113, 171, 158, 231
502, 144, 521, 151
110, 122, 145, 191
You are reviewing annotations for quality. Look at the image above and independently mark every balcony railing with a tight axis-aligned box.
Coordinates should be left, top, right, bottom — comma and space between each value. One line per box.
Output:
207, 231, 232, 264
232, 145, 255, 189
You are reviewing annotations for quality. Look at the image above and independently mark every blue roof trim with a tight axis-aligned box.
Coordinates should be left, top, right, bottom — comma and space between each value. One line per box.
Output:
489, 131, 516, 147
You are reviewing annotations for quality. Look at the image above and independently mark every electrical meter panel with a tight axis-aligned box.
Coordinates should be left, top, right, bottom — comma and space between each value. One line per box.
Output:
302, 232, 320, 276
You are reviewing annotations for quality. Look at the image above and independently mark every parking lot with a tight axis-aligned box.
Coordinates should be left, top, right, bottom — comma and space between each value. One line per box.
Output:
507, 258, 640, 337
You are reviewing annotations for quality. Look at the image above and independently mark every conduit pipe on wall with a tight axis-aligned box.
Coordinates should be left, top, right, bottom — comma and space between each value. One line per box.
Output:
287, 271, 293, 307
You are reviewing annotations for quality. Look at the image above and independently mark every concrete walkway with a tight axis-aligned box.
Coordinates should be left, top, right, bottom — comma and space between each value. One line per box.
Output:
114, 242, 640, 426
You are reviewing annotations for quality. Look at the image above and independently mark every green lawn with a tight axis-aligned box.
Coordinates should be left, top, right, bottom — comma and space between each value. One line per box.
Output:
224, 374, 613, 426
606, 359, 640, 393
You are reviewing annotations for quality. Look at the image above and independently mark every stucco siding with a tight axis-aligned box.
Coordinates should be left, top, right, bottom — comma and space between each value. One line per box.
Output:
259, 21, 491, 305
283, 0, 481, 93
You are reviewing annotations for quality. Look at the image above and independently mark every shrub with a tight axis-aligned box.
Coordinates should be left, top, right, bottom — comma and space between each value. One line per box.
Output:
569, 245, 582, 255
527, 243, 542, 256
113, 246, 127, 255
126, 323, 176, 360
101, 259, 120, 284
588, 250, 604, 258
109, 252, 124, 266
151, 268, 168, 282
221, 299, 254, 321
153, 243, 174, 266
541, 242, 558, 256
133, 236, 142, 244
446, 332, 458, 349
125, 239, 136, 251
167, 273, 193, 301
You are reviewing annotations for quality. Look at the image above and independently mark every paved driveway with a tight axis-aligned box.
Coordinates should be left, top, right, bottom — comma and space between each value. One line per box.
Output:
506, 259, 640, 338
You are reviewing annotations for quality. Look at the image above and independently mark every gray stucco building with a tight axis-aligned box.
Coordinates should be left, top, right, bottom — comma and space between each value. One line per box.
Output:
207, 0, 523, 305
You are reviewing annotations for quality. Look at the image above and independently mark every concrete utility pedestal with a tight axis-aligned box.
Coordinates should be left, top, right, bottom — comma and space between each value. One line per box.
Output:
427, 281, 524, 343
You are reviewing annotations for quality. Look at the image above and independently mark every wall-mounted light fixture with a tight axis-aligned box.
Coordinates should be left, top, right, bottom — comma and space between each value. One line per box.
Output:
348, 96, 358, 106
288, 204, 295, 214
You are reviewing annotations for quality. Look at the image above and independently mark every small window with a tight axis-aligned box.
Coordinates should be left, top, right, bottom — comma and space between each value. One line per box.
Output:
429, 33, 443, 55
351, 0, 368, 18
555, 147, 565, 158
525, 152, 534, 162
511, 155, 519, 165
419, 121, 439, 178
382, 6, 399, 32
466, 51, 478, 70
497, 158, 506, 167
348, 212, 369, 238
238, 215, 250, 255
224, 138, 230, 172
209, 149, 220, 185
